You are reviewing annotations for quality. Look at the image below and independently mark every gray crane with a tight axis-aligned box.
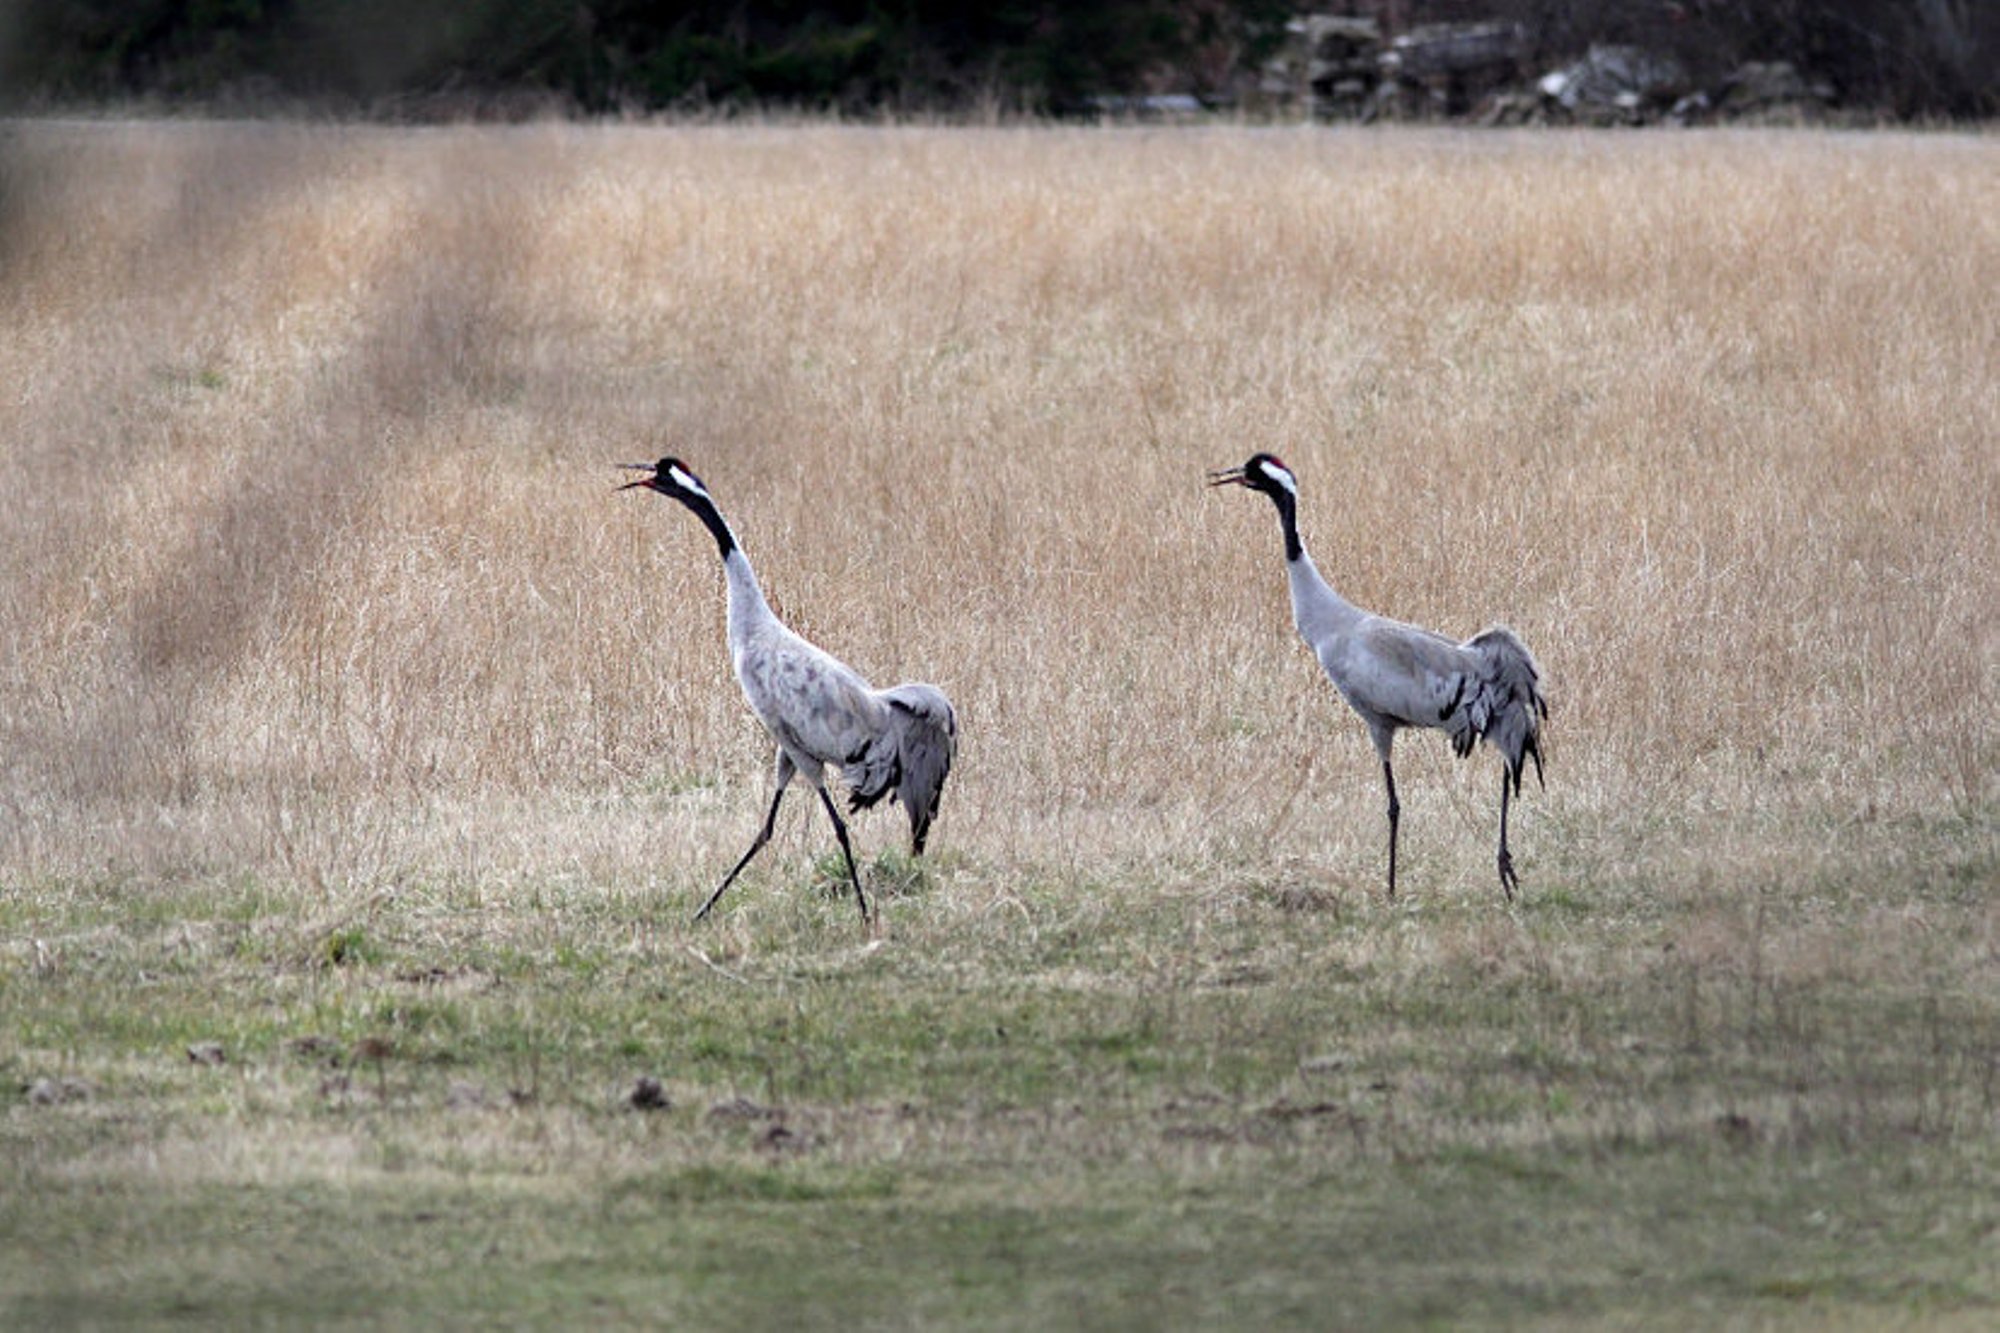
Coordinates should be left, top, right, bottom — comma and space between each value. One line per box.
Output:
620, 458, 956, 927
1209, 453, 1547, 900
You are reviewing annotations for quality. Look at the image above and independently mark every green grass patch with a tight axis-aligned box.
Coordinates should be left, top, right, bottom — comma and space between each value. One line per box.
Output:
4, 811, 1998, 1327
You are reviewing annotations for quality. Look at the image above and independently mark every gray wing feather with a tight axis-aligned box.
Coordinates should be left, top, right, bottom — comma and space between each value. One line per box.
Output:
736, 628, 885, 773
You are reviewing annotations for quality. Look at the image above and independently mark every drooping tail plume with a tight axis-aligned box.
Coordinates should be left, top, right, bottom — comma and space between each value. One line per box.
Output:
843, 683, 957, 853
1460, 625, 1548, 794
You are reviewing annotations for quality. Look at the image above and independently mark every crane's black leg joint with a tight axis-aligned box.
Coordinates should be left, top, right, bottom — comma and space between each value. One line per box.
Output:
1383, 759, 1400, 900
818, 787, 870, 925
694, 786, 786, 923
1496, 769, 1518, 903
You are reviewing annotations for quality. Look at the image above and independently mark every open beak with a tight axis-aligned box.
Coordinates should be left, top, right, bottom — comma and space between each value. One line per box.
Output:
1206, 465, 1247, 488
615, 462, 657, 492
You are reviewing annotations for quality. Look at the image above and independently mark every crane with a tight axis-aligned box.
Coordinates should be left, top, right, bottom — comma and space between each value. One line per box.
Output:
1209, 453, 1546, 900
619, 458, 957, 927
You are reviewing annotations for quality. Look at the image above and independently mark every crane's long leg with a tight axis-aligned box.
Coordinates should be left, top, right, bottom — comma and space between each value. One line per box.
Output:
694, 754, 794, 923
1496, 768, 1519, 902
816, 786, 870, 927
1382, 758, 1400, 900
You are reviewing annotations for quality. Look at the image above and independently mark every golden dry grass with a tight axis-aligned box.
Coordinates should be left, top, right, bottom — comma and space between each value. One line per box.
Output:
1, 120, 1992, 900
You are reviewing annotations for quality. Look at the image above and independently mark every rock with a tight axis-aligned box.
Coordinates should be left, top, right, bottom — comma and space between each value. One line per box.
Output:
1260, 15, 1381, 109
1668, 90, 1713, 125
186, 1041, 227, 1067
1079, 94, 1208, 119
26, 1077, 93, 1105
627, 1076, 670, 1111
1538, 45, 1689, 122
1380, 22, 1529, 118
1384, 22, 1527, 81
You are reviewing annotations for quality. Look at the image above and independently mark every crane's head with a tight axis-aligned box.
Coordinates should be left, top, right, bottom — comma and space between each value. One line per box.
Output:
620, 457, 739, 558
617, 457, 715, 507
1207, 453, 1298, 501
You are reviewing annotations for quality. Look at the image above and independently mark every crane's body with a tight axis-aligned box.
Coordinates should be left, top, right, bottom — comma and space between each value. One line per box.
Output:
622, 458, 956, 926
1212, 453, 1546, 899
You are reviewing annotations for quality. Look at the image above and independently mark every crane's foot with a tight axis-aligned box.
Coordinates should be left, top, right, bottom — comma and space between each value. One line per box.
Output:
1497, 849, 1519, 902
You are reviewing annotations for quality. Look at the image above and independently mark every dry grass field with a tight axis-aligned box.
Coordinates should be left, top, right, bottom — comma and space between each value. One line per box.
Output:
1, 118, 1996, 1327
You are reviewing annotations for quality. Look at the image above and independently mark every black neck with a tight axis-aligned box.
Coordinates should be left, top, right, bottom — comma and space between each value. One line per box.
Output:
1269, 489, 1302, 563
679, 492, 736, 561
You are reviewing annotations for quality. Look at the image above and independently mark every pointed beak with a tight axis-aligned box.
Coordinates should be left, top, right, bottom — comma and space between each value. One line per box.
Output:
1206, 465, 1247, 488
616, 463, 657, 492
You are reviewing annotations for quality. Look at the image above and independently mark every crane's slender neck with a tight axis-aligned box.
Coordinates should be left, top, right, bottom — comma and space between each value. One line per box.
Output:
1266, 485, 1361, 640
675, 489, 777, 641
722, 546, 775, 640
678, 490, 737, 562
1266, 488, 1303, 564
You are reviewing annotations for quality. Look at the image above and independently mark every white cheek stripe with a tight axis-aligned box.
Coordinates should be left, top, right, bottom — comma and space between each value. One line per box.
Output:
668, 466, 711, 502
1265, 465, 1297, 497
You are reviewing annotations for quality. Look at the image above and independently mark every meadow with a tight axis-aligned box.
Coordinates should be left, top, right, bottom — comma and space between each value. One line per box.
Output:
1, 118, 1996, 1327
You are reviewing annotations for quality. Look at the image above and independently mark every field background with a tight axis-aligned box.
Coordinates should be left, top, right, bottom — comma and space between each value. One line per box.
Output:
1, 120, 1996, 1327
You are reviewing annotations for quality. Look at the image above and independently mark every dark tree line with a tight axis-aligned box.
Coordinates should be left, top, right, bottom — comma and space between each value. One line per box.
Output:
0, 1, 1294, 112
0, 1, 1990, 117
